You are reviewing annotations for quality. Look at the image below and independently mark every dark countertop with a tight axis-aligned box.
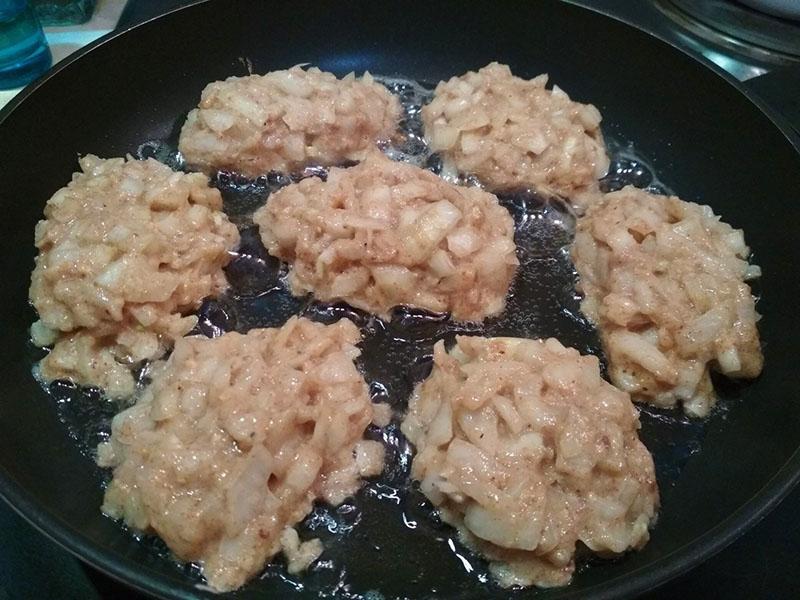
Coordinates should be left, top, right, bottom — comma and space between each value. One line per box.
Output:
2, 1, 799, 599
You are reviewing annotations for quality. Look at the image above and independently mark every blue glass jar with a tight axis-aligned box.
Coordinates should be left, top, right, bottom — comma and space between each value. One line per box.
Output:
0, 0, 52, 90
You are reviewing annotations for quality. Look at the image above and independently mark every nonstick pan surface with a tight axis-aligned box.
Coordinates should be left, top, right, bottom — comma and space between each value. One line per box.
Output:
1, 1, 799, 599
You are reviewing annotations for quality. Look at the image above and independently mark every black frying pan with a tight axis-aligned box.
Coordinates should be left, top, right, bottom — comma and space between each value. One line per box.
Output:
1, 1, 800, 598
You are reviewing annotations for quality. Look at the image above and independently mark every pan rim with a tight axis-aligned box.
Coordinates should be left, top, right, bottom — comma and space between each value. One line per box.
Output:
1, 1, 798, 598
